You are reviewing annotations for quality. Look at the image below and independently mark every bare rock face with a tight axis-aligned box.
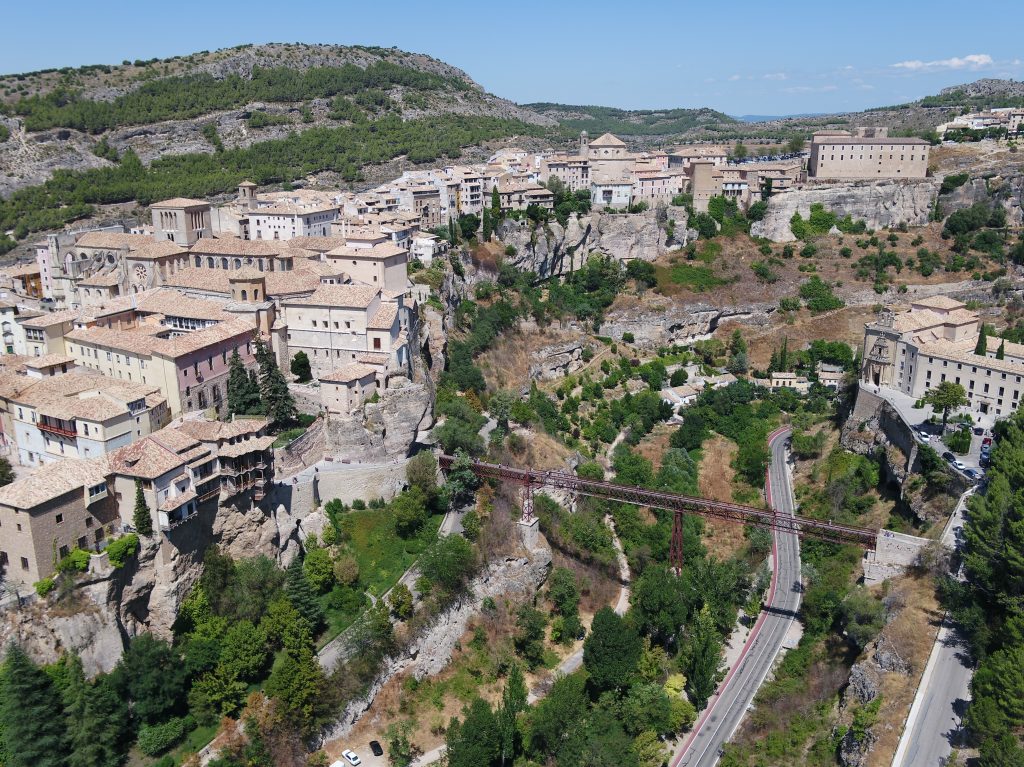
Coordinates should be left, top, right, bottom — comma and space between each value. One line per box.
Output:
324, 377, 434, 461
939, 171, 1024, 228
837, 726, 877, 767
751, 180, 940, 242
847, 661, 882, 705
599, 302, 775, 348
497, 206, 694, 279
530, 341, 587, 381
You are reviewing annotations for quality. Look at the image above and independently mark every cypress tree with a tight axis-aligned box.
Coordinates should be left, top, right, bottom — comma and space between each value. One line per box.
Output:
133, 480, 153, 536
491, 185, 501, 218
227, 348, 258, 415
997, 339, 1006, 360
285, 556, 324, 632
685, 605, 722, 709
0, 644, 66, 767
255, 335, 296, 425
976, 324, 989, 356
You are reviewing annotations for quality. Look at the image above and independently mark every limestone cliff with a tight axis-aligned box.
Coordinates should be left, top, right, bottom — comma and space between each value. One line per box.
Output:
323, 376, 434, 461
495, 206, 695, 278
938, 169, 1024, 227
751, 180, 939, 242
598, 301, 776, 349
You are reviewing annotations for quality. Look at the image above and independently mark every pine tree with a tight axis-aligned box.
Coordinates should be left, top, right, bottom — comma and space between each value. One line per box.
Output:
685, 605, 722, 709
976, 324, 989, 356
779, 336, 789, 371
227, 348, 259, 416
285, 556, 324, 632
255, 334, 296, 425
133, 480, 153, 536
63, 654, 127, 767
997, 339, 1006, 360
0, 645, 66, 767
491, 186, 501, 218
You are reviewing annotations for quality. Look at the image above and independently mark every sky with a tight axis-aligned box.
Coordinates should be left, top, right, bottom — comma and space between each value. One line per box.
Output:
4, 0, 1023, 116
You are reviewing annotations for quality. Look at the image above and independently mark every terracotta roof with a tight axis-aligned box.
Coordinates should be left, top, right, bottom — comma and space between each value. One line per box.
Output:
368, 303, 398, 330
286, 236, 350, 253
229, 267, 264, 280
189, 238, 281, 257
24, 353, 75, 369
0, 457, 110, 509
159, 486, 197, 512
290, 284, 379, 308
128, 240, 188, 260
911, 295, 966, 311
20, 309, 83, 329
78, 271, 122, 288
175, 416, 268, 442
589, 132, 627, 147
355, 351, 389, 366
107, 429, 205, 480
75, 232, 151, 250
321, 362, 378, 382
151, 198, 209, 208
217, 434, 275, 458
137, 291, 231, 321
6, 370, 162, 423
7, 264, 41, 277
918, 340, 1024, 376
326, 243, 408, 260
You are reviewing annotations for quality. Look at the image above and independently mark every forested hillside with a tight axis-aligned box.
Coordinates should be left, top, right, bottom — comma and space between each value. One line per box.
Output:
524, 103, 736, 136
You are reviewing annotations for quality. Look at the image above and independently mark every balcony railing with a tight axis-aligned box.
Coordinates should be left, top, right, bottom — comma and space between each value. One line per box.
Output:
38, 421, 77, 438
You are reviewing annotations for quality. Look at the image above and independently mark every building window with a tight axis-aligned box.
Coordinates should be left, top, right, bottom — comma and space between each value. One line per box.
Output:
20, 557, 29, 571
55, 514, 63, 525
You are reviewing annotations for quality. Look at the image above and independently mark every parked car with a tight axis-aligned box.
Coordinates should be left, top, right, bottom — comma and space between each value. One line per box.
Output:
973, 426, 985, 436
370, 741, 384, 757
942, 451, 956, 462
953, 460, 967, 471
917, 432, 930, 443
342, 750, 362, 766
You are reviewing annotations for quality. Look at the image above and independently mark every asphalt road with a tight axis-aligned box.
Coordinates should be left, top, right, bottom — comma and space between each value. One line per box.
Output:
890, 492, 974, 767
673, 428, 802, 767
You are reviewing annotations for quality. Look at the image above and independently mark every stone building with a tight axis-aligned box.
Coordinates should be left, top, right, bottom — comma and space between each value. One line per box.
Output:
808, 128, 929, 181
861, 296, 1024, 420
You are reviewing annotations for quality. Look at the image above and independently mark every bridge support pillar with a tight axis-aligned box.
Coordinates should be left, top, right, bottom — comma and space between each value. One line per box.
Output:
521, 481, 534, 524
670, 511, 684, 575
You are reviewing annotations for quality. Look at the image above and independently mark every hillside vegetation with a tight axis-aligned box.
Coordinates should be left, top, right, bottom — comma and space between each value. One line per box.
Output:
524, 103, 736, 136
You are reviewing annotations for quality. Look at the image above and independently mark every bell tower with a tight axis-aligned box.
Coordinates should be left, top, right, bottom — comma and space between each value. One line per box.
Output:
579, 130, 589, 159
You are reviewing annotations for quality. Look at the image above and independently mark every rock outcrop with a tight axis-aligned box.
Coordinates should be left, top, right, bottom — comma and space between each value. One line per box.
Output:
530, 340, 589, 381
323, 376, 434, 461
598, 301, 775, 349
939, 171, 1024, 228
322, 524, 552, 741
751, 180, 940, 242
496, 206, 694, 278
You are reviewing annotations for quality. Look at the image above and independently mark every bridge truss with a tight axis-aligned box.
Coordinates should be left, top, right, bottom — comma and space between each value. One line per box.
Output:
439, 455, 878, 572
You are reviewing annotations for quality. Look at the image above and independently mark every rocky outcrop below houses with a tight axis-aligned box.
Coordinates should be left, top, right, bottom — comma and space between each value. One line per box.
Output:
598, 301, 775, 349
323, 524, 552, 741
323, 376, 434, 461
938, 168, 1024, 227
495, 206, 695, 278
530, 340, 592, 381
751, 180, 940, 242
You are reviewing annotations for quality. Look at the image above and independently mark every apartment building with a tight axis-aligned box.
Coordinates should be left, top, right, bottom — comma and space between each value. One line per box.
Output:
808, 128, 929, 181
20, 309, 80, 357
281, 284, 408, 380
667, 145, 729, 169
495, 179, 556, 212
862, 296, 1024, 420
0, 368, 167, 467
320, 363, 379, 414
325, 243, 409, 293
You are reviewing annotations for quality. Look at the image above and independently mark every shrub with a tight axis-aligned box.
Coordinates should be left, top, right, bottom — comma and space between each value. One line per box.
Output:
622, 332, 635, 344
34, 578, 55, 597
106, 533, 139, 568
799, 277, 844, 312
137, 717, 189, 756
800, 243, 818, 258
57, 548, 91, 574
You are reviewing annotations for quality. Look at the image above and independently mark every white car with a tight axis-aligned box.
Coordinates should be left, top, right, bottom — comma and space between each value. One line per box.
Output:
917, 432, 930, 442
953, 461, 967, 471
342, 751, 362, 767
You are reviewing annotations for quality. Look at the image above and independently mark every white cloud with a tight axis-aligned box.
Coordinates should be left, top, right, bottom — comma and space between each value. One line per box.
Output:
762, 72, 787, 81
891, 53, 993, 71
728, 74, 741, 81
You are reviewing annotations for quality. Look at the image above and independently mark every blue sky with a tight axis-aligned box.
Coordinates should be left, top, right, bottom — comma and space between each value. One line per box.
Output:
4, 0, 1022, 115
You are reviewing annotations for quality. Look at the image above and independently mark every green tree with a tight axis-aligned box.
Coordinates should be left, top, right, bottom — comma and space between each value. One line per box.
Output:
63, 655, 129, 767
685, 605, 722, 709
132, 479, 153, 536
633, 730, 666, 767
419, 534, 475, 592
997, 339, 1006, 360
514, 604, 547, 669
923, 381, 969, 429
732, 141, 748, 160
0, 456, 14, 487
489, 389, 515, 433
218, 620, 269, 682
446, 697, 500, 767
388, 582, 414, 620
491, 186, 501, 218
976, 323, 989, 355
630, 566, 687, 647
584, 607, 642, 692
285, 556, 324, 632
385, 720, 416, 767
497, 664, 527, 765
255, 333, 296, 424
227, 348, 260, 416
528, 672, 590, 765
290, 351, 312, 382
111, 634, 186, 724
0, 645, 66, 767
839, 587, 886, 650
406, 451, 439, 500
265, 639, 325, 734
392, 487, 428, 538
303, 546, 335, 593
188, 665, 247, 724
547, 568, 580, 617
